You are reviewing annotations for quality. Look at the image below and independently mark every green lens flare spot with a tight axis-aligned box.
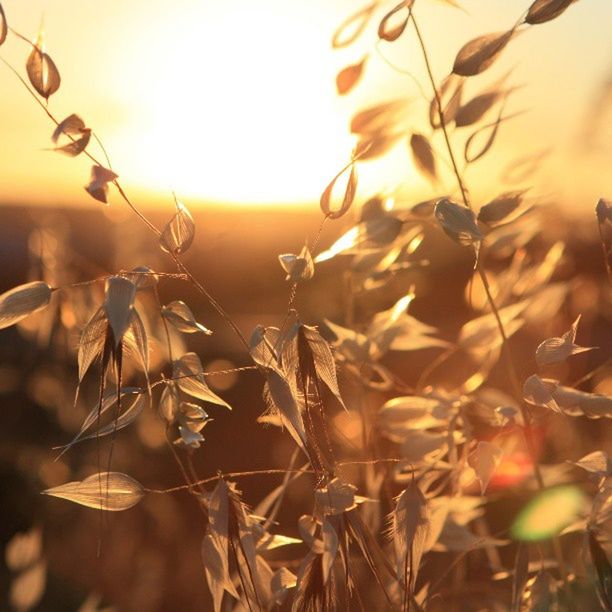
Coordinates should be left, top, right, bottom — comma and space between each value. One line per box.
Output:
511, 485, 585, 542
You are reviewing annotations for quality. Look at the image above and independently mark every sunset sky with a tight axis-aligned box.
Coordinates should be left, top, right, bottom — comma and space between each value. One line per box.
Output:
0, 0, 611, 212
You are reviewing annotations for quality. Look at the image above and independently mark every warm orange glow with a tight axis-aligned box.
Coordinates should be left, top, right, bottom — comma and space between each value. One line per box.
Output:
0, 1, 611, 208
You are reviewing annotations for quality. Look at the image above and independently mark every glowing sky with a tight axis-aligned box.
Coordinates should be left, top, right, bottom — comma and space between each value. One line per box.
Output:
0, 0, 610, 211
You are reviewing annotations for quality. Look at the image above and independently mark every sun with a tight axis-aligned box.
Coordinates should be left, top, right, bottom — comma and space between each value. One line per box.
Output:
108, 1, 357, 206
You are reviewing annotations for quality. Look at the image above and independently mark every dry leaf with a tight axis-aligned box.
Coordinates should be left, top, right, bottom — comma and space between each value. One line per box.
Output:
572, 451, 611, 477
464, 106, 524, 164
84, 165, 118, 204
410, 133, 438, 184
434, 198, 482, 246
453, 30, 516, 77
51, 114, 91, 156
523, 374, 558, 411
478, 190, 526, 225
455, 90, 506, 128
552, 385, 612, 419
336, 56, 367, 95
378, 1, 413, 42
103, 276, 136, 347
331, 2, 377, 49
173, 352, 232, 409
315, 478, 357, 516
43, 472, 145, 511
162, 300, 212, 334
430, 74, 464, 129
160, 200, 195, 255
26, 29, 61, 100
271, 567, 297, 605
320, 161, 358, 219
350, 99, 409, 136
122, 265, 159, 290
535, 316, 596, 367
525, 0, 578, 25
56, 388, 143, 455
468, 441, 504, 494
0, 281, 52, 330
78, 307, 107, 382
278, 246, 314, 282
390, 481, 430, 592
321, 519, 338, 584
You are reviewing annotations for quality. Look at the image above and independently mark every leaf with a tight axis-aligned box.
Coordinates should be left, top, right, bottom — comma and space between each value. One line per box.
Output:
434, 198, 482, 246
464, 106, 524, 164
103, 276, 136, 347
523, 374, 559, 411
160, 200, 195, 254
525, 0, 578, 25
26, 29, 61, 100
321, 519, 338, 584
56, 388, 143, 455
122, 265, 159, 290
0, 4, 7, 46
278, 245, 314, 283
271, 567, 297, 605
300, 325, 346, 410
10, 560, 46, 612
51, 114, 90, 156
459, 301, 526, 352
589, 531, 612, 611
572, 451, 611, 477
410, 133, 438, 184
68, 394, 145, 448
400, 430, 447, 462
331, 2, 377, 49
320, 161, 358, 219
350, 99, 410, 136
53, 130, 91, 156
173, 352, 231, 409
390, 481, 430, 592
430, 74, 464, 129
336, 56, 367, 95
84, 165, 118, 204
159, 382, 180, 424
162, 300, 212, 334
378, 1, 413, 42
535, 316, 596, 367
0, 281, 51, 330
315, 478, 358, 516
42, 472, 145, 511
478, 190, 526, 225
452, 29, 516, 77
125, 309, 150, 375
78, 307, 107, 382
468, 441, 503, 494
551, 385, 612, 419
456, 90, 506, 128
